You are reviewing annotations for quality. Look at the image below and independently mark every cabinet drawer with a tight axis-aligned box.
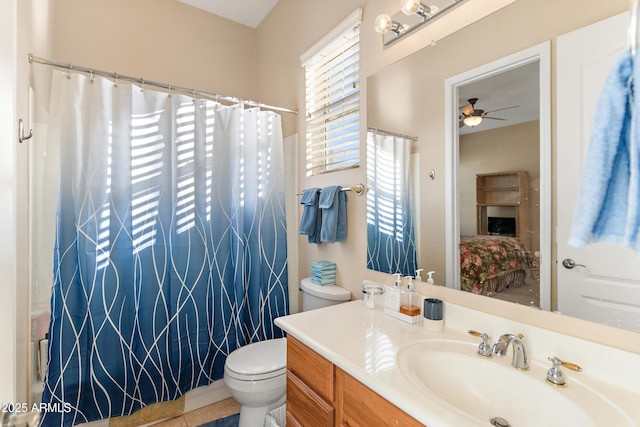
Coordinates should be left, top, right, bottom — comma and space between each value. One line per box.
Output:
338, 369, 422, 427
287, 335, 335, 402
287, 371, 335, 427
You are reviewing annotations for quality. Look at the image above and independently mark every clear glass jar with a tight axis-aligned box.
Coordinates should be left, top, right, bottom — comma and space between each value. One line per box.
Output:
362, 283, 385, 309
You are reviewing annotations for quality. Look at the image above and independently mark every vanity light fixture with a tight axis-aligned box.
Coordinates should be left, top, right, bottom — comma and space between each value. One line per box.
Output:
374, 13, 406, 36
375, 0, 467, 46
463, 114, 483, 127
401, 0, 439, 20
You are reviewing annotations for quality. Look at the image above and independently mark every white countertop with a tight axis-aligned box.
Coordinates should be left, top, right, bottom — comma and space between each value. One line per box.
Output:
275, 299, 640, 427
275, 300, 490, 426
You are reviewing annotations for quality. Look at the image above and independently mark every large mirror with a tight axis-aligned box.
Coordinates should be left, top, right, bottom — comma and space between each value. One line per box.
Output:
367, 0, 640, 331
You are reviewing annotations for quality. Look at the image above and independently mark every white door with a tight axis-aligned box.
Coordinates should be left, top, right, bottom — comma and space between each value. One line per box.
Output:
557, 11, 640, 331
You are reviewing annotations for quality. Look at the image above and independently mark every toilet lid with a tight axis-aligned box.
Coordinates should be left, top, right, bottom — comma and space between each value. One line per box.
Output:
225, 337, 287, 379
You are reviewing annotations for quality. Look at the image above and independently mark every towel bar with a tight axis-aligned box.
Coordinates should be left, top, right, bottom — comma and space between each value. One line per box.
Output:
296, 183, 367, 197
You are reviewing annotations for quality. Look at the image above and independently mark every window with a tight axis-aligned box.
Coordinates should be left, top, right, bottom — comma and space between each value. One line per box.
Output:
301, 9, 362, 176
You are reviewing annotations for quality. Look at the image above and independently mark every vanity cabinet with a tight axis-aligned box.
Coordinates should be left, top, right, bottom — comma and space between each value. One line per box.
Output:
286, 336, 335, 427
286, 336, 422, 427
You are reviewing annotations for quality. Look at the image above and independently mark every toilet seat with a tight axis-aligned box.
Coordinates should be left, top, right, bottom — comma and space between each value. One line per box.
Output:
224, 337, 287, 382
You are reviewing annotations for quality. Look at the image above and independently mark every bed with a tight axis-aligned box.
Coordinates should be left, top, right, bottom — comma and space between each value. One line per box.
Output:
460, 235, 538, 295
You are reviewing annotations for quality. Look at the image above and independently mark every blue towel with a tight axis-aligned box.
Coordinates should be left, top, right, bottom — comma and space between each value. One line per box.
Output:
319, 186, 348, 243
628, 53, 640, 250
569, 50, 634, 248
300, 188, 321, 244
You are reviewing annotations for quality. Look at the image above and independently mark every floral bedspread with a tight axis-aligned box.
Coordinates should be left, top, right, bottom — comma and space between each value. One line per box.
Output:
460, 235, 539, 294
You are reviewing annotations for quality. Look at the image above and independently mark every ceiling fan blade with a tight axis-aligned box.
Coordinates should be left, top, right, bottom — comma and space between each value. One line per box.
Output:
485, 105, 519, 114
483, 116, 507, 121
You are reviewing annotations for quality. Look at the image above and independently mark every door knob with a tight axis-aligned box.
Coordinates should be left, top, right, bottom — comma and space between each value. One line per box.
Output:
562, 258, 586, 269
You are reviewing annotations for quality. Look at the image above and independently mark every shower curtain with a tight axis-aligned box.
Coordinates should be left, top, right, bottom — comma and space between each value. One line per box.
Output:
41, 71, 289, 427
366, 131, 417, 276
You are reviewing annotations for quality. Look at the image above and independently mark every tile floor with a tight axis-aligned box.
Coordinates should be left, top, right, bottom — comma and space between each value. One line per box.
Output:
153, 398, 240, 427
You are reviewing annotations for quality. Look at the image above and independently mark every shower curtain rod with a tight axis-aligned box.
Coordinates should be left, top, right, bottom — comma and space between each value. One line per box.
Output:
367, 127, 418, 141
29, 54, 298, 115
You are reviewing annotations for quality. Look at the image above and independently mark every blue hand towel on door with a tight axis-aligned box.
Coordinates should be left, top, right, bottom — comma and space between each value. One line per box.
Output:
319, 186, 348, 243
300, 188, 321, 244
569, 50, 633, 248
628, 53, 640, 251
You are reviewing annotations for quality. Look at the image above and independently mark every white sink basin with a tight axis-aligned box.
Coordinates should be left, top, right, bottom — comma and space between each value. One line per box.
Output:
396, 339, 634, 426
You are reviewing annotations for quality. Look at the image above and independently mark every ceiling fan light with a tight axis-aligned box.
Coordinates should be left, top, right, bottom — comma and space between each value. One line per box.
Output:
463, 115, 483, 127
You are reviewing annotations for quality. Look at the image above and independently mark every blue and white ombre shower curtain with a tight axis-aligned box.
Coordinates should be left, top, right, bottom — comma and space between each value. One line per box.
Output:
41, 70, 289, 427
366, 131, 418, 276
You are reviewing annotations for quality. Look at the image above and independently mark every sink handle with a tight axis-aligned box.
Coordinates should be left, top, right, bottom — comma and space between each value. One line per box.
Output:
546, 356, 582, 387
468, 330, 492, 358
548, 356, 582, 372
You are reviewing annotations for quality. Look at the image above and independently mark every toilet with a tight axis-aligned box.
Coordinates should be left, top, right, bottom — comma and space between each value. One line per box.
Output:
224, 278, 350, 427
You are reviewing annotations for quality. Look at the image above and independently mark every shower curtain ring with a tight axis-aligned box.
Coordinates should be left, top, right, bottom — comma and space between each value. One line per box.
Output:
140, 78, 145, 92
114, 73, 119, 88
192, 89, 196, 103
168, 84, 172, 98
89, 68, 94, 83
66, 64, 73, 79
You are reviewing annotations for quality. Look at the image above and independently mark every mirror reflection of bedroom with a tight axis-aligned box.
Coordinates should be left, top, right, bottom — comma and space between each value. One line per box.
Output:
458, 61, 540, 307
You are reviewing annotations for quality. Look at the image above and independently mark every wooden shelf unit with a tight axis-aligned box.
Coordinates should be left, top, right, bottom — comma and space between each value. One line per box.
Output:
476, 171, 530, 247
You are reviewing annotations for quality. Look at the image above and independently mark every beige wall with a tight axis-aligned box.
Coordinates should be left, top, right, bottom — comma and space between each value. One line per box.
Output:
53, 0, 259, 101
14, 0, 55, 403
459, 121, 540, 253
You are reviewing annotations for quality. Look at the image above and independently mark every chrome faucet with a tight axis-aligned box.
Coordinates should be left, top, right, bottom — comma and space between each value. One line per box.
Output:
492, 333, 529, 370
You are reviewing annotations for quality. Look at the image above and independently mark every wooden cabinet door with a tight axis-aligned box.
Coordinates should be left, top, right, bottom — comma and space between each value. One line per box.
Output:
336, 368, 423, 427
287, 335, 335, 402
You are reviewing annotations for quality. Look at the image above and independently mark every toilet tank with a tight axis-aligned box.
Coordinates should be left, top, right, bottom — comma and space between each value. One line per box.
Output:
300, 277, 351, 311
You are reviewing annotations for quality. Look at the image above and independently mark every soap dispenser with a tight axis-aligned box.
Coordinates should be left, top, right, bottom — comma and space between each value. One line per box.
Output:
400, 276, 421, 316
386, 273, 403, 311
426, 271, 435, 285
415, 269, 423, 282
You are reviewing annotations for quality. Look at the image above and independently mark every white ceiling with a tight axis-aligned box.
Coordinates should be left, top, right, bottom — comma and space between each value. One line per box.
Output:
177, 0, 279, 28
458, 61, 539, 135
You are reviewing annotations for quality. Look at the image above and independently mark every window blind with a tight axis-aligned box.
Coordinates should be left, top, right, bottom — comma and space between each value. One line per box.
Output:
302, 12, 361, 176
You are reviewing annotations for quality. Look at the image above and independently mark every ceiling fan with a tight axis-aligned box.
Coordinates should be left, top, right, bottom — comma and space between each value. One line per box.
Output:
459, 97, 519, 128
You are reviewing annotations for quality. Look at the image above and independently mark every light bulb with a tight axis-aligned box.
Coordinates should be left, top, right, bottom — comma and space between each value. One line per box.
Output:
401, 0, 421, 15
374, 14, 393, 34
401, 0, 439, 19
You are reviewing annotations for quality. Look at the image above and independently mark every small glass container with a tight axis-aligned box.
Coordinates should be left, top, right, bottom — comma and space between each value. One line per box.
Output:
362, 284, 385, 309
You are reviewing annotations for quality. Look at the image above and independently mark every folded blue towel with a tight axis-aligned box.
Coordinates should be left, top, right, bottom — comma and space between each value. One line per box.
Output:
319, 186, 348, 243
569, 50, 634, 248
299, 188, 321, 244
